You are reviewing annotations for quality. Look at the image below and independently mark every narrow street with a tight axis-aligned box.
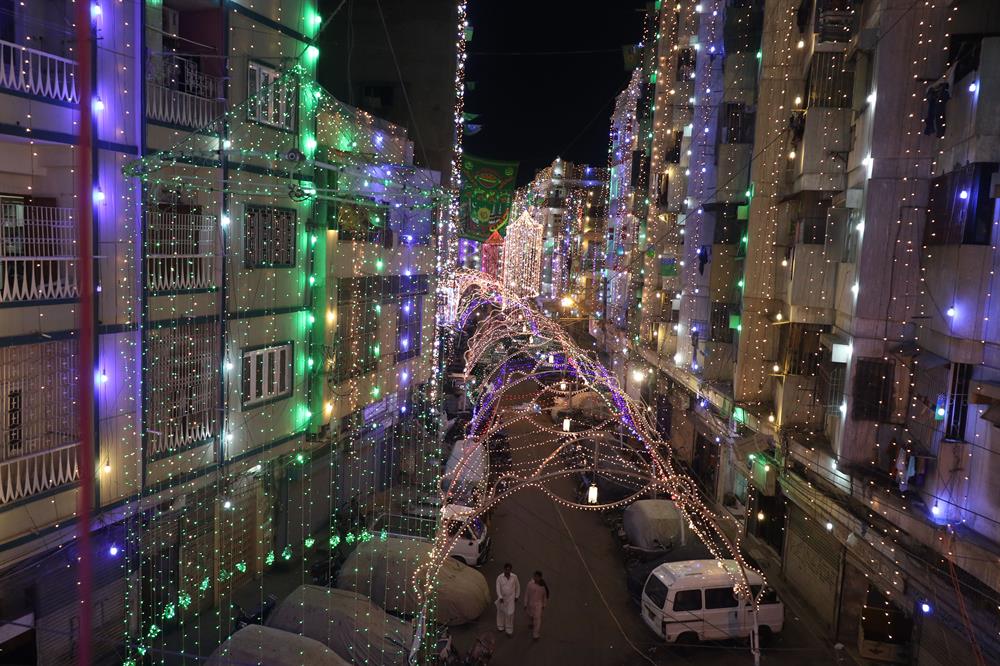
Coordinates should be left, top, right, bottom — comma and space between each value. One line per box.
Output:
451, 401, 852, 666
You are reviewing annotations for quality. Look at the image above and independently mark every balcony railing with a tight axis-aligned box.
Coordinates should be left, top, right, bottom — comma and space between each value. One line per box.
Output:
0, 38, 79, 103
144, 210, 218, 291
0, 204, 78, 303
146, 56, 225, 129
0, 442, 79, 506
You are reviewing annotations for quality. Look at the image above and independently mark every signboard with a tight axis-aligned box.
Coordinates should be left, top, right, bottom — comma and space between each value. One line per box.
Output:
460, 155, 518, 240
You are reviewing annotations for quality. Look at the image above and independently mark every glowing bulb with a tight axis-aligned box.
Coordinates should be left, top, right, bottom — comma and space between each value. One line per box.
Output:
867, 92, 876, 106
794, 96, 802, 107
775, 312, 783, 321
959, 190, 969, 200
788, 150, 796, 160
781, 258, 788, 267
223, 500, 232, 510
931, 502, 941, 516
92, 97, 104, 112
92, 186, 105, 203
563, 418, 571, 432
968, 82, 977, 93
90, 3, 102, 19
825, 522, 834, 531
796, 39, 804, 49
757, 511, 765, 521
920, 601, 932, 614
221, 214, 230, 226
772, 364, 780, 373
102, 462, 112, 474
767, 414, 775, 423
108, 545, 119, 557
946, 306, 956, 317
587, 484, 599, 505
851, 282, 859, 295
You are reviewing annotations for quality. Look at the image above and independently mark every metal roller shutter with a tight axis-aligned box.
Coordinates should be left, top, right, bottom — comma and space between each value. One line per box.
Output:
784, 504, 843, 632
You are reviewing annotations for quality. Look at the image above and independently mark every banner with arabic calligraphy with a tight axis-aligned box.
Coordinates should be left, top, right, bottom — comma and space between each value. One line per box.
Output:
460, 155, 518, 240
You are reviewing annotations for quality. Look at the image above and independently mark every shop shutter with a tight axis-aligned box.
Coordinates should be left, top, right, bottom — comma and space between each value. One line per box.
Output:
784, 505, 842, 632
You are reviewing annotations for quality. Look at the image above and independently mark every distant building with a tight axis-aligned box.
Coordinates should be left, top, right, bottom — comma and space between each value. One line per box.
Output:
502, 211, 545, 298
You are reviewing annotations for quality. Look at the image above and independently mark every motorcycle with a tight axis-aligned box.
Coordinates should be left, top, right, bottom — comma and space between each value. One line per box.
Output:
232, 593, 278, 631
433, 628, 495, 666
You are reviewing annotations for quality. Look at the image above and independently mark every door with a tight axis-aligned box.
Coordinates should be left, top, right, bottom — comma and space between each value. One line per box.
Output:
784, 505, 842, 633
665, 588, 704, 641
641, 575, 669, 636
703, 586, 741, 639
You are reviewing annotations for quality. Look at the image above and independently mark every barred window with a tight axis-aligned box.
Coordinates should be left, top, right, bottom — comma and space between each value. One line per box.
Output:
146, 322, 220, 458
333, 280, 381, 382
247, 61, 296, 131
710, 303, 735, 344
244, 206, 296, 268
945, 362, 972, 441
396, 296, 423, 362
242, 343, 293, 407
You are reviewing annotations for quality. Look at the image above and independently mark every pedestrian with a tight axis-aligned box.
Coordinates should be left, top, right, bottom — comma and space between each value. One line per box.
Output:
523, 571, 549, 640
495, 563, 520, 636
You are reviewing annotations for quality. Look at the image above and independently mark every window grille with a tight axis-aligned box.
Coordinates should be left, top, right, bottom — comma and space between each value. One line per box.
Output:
945, 362, 972, 441
145, 205, 217, 291
806, 52, 853, 108
710, 303, 735, 344
333, 281, 381, 382
247, 61, 296, 131
241, 343, 294, 407
145, 322, 220, 458
244, 206, 296, 268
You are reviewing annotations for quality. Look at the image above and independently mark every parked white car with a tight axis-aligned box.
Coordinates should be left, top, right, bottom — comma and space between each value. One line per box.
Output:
640, 559, 784, 643
441, 504, 490, 566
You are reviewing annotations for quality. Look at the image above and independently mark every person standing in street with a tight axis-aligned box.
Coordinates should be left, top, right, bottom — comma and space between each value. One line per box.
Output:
523, 571, 549, 640
495, 563, 520, 636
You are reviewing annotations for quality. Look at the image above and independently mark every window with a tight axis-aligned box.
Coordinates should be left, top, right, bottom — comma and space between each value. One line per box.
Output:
852, 358, 894, 421
719, 103, 755, 144
945, 362, 972, 440
805, 52, 853, 108
396, 296, 423, 362
704, 587, 739, 609
676, 49, 695, 80
146, 322, 220, 457
241, 343, 293, 407
710, 303, 735, 344
673, 589, 702, 612
333, 287, 381, 383
750, 585, 780, 605
643, 576, 669, 610
247, 61, 296, 130
244, 206, 296, 268
819, 363, 846, 407
781, 323, 824, 376
925, 164, 997, 246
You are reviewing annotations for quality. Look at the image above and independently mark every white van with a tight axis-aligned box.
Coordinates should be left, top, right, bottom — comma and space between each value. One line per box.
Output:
441, 504, 490, 566
640, 559, 784, 643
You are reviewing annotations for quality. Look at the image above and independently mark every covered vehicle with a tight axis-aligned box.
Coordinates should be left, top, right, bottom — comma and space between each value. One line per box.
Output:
625, 540, 713, 605
267, 585, 413, 665
206, 624, 348, 665
623, 499, 685, 558
550, 391, 613, 422
336, 536, 491, 625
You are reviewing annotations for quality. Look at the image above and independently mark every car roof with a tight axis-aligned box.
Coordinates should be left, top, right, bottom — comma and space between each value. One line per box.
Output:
651, 559, 763, 588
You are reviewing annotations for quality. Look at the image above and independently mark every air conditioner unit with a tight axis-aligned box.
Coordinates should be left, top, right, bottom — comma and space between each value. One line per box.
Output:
164, 7, 180, 36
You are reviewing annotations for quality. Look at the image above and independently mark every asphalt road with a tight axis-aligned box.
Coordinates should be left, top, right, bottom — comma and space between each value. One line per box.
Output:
451, 408, 852, 666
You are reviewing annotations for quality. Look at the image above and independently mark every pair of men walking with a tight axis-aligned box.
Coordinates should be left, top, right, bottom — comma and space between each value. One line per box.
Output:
495, 564, 549, 639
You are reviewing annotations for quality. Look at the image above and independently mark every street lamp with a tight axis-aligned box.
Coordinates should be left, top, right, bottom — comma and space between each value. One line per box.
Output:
587, 483, 598, 504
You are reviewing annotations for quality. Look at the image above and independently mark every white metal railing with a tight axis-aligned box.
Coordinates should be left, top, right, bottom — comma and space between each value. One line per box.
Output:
0, 339, 79, 505
146, 56, 224, 128
0, 442, 79, 505
144, 210, 218, 291
146, 82, 224, 129
0, 38, 79, 103
0, 204, 78, 303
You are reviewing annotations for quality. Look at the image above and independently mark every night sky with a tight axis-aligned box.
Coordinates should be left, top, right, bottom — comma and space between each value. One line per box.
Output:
464, 1, 647, 185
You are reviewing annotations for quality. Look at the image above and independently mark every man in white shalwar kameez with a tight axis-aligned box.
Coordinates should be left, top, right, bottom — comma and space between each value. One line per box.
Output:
495, 563, 520, 636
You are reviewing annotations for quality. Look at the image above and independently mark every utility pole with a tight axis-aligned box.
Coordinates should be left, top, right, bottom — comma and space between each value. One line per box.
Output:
74, 1, 95, 663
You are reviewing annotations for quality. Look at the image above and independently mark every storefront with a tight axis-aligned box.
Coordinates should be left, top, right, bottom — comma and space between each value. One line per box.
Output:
783, 504, 844, 633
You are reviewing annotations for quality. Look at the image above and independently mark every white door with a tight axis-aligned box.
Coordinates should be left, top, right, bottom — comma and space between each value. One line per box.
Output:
664, 588, 704, 641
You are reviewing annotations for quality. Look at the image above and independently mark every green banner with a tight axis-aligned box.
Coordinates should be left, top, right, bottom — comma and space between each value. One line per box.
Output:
460, 155, 518, 240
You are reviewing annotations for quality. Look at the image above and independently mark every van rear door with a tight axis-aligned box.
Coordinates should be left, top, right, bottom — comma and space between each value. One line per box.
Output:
640, 575, 669, 637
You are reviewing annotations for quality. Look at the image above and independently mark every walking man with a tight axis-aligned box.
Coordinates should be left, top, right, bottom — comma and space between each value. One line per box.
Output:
495, 563, 520, 636
524, 571, 549, 640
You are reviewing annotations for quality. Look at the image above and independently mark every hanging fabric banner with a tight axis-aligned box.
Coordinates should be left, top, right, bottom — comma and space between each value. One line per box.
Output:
460, 155, 518, 240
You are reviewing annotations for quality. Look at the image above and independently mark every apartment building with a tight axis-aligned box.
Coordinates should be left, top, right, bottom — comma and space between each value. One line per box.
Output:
593, 0, 1000, 663
0, 1, 443, 662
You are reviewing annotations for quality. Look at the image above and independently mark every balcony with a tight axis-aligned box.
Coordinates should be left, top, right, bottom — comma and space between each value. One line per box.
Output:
0, 38, 79, 104
145, 209, 218, 292
0, 339, 79, 506
0, 203, 78, 304
146, 56, 225, 129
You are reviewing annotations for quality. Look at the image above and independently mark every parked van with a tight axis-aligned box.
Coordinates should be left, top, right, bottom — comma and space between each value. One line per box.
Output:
640, 559, 783, 642
441, 504, 490, 566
